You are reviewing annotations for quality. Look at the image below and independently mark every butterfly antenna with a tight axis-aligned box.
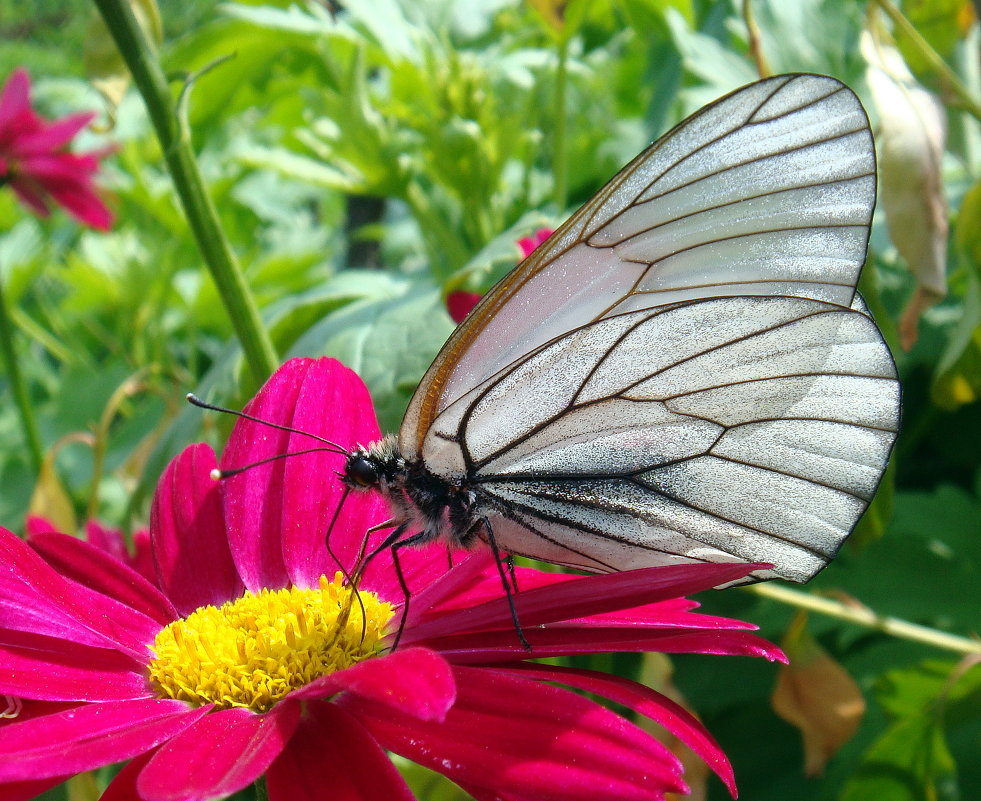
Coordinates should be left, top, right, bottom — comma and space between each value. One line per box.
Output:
186, 393, 349, 455
211, 447, 347, 479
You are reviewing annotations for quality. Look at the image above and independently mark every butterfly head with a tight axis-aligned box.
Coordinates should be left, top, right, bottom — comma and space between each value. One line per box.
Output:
342, 435, 404, 492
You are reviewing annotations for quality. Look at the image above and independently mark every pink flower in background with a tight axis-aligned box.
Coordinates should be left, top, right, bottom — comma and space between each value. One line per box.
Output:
446, 227, 555, 323
0, 68, 112, 230
0, 358, 783, 801
517, 226, 554, 259
26, 516, 155, 585
446, 290, 482, 323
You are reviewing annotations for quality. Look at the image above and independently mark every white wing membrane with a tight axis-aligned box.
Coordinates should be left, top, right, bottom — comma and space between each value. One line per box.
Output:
401, 74, 877, 451
406, 74, 900, 583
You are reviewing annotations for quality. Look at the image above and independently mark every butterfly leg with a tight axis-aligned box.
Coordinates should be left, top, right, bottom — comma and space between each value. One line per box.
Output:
479, 516, 531, 651
504, 553, 519, 595
386, 529, 435, 650
319, 484, 371, 642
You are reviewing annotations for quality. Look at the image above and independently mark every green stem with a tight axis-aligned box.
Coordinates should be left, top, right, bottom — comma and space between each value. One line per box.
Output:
91, 0, 279, 385
871, 0, 981, 123
742, 0, 771, 78
254, 776, 269, 801
748, 582, 981, 656
552, 35, 569, 212
0, 262, 43, 474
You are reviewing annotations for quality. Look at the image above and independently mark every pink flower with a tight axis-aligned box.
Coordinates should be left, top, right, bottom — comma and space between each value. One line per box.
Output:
0, 358, 783, 801
517, 226, 554, 259
26, 516, 155, 585
446, 228, 556, 323
0, 68, 112, 230
446, 290, 483, 323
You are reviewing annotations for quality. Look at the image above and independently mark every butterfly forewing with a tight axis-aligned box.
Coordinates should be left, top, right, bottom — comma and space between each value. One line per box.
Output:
400, 73, 899, 583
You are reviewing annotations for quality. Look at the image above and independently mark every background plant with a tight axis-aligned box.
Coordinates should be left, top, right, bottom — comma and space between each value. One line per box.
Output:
1, 0, 979, 799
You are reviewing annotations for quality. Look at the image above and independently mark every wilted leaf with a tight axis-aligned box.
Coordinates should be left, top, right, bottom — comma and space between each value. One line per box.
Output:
862, 28, 948, 349
28, 433, 95, 534
67, 770, 101, 801
772, 613, 865, 776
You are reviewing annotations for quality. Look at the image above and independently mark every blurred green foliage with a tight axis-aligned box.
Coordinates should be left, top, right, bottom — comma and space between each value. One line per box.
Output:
2, 0, 980, 799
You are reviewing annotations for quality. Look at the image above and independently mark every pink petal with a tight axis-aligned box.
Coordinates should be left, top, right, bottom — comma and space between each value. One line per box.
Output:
446, 291, 481, 323
19, 153, 98, 181
287, 646, 455, 722
0, 69, 31, 132
398, 549, 495, 628
0, 527, 160, 658
9, 177, 50, 217
28, 531, 176, 626
0, 628, 148, 702
137, 704, 299, 801
14, 112, 95, 154
267, 701, 416, 801
99, 748, 156, 801
0, 699, 208, 781
424, 627, 786, 664
85, 521, 157, 583
0, 776, 70, 801
23, 516, 57, 537
83, 519, 126, 557
150, 444, 243, 615
404, 562, 764, 643
498, 663, 737, 797
346, 665, 686, 801
361, 539, 469, 610
130, 529, 156, 583
41, 174, 114, 231
221, 358, 388, 591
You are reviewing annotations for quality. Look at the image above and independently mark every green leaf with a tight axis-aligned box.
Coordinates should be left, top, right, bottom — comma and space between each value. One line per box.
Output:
843, 710, 957, 801
816, 483, 981, 633
875, 659, 981, 720
896, 0, 969, 76
287, 278, 454, 432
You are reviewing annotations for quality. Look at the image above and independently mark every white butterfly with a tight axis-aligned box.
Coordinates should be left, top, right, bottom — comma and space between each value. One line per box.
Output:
341, 73, 900, 590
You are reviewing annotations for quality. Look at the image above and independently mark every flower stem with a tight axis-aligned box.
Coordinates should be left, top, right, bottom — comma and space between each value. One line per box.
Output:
748, 582, 981, 656
91, 0, 279, 385
0, 262, 43, 474
742, 0, 771, 79
552, 35, 569, 212
254, 776, 269, 801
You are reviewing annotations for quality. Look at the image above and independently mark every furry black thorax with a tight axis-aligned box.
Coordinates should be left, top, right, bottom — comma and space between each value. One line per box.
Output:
342, 435, 482, 548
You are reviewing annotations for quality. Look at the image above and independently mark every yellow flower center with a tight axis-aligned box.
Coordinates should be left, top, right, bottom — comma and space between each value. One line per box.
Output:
147, 574, 394, 713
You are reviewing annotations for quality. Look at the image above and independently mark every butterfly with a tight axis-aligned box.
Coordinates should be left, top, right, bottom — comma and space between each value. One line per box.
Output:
339, 73, 900, 598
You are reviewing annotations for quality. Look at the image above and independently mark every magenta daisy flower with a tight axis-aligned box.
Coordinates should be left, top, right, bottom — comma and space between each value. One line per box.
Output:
0, 67, 113, 230
0, 358, 783, 800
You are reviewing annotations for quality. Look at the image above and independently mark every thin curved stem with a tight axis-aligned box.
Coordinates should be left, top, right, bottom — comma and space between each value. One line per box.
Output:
748, 582, 981, 656
0, 261, 43, 474
91, 0, 279, 386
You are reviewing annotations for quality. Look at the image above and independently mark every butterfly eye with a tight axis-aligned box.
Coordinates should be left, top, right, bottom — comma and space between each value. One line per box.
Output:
345, 453, 380, 488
